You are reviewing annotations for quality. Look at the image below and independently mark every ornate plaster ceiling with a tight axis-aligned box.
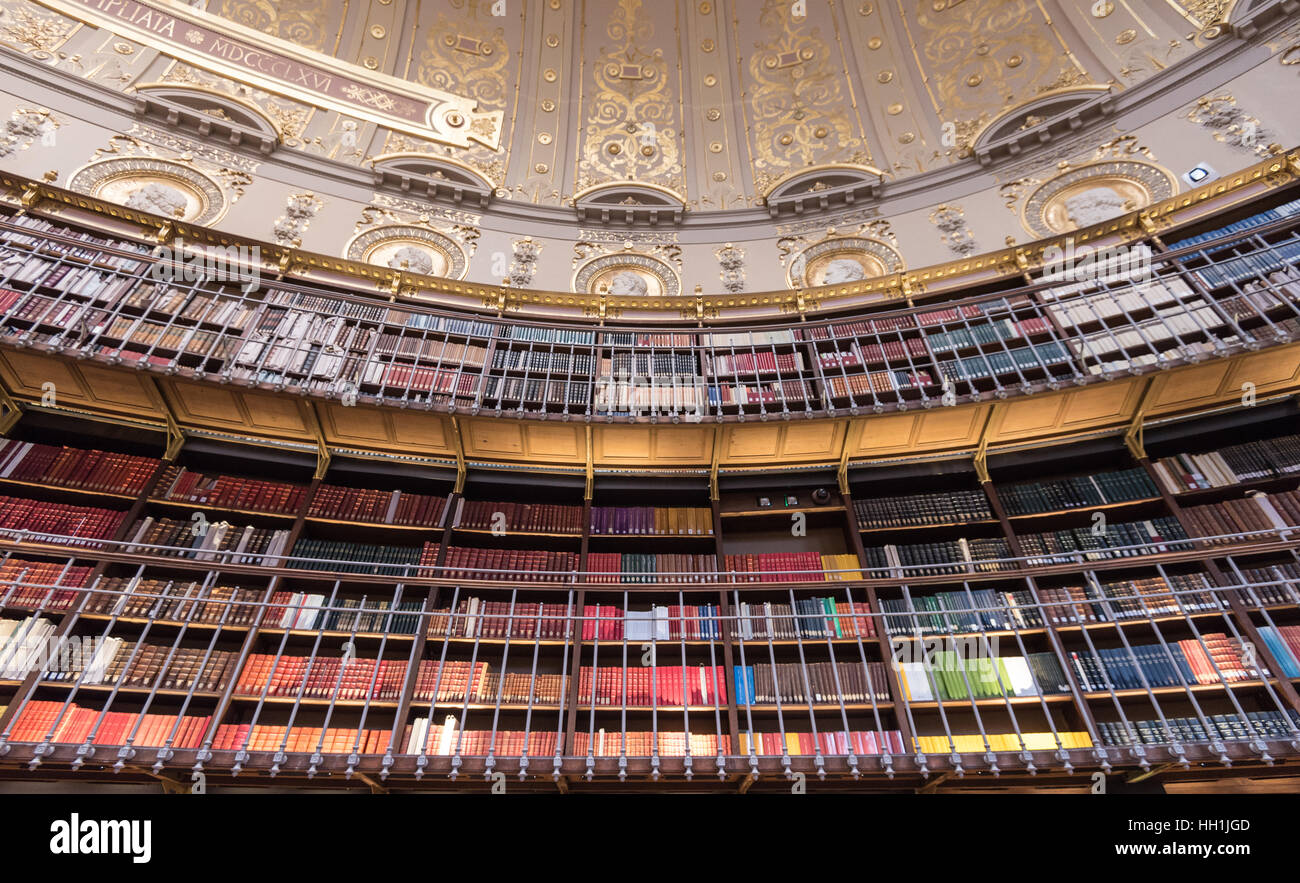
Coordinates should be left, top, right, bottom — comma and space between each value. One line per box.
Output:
197, 0, 1227, 211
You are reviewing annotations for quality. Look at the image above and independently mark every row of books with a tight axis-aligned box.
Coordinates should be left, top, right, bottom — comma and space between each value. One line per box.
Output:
740, 729, 908, 757
936, 341, 1073, 384
126, 516, 291, 564
427, 599, 574, 640
879, 589, 1043, 635
1168, 196, 1300, 249
234, 653, 409, 701
1067, 634, 1259, 692
440, 546, 579, 581
578, 665, 728, 706
1149, 433, 1300, 492
307, 484, 448, 526
1258, 625, 1300, 678
913, 731, 1094, 753
581, 604, 723, 641
261, 592, 423, 634
41, 637, 239, 694
1181, 492, 1296, 543
82, 579, 264, 626
1193, 240, 1300, 290
490, 348, 594, 375
586, 552, 717, 583
451, 498, 583, 534
0, 495, 128, 541
997, 467, 1157, 516
1095, 710, 1300, 747
211, 724, 393, 755
289, 537, 429, 575
823, 370, 933, 399
588, 506, 713, 535
0, 614, 55, 678
5, 700, 210, 748
702, 351, 805, 377
865, 537, 1015, 574
405, 717, 561, 756
1016, 517, 1189, 564
154, 465, 307, 515
573, 729, 719, 758
0, 558, 93, 611
894, 653, 1070, 702
733, 661, 891, 705
375, 334, 487, 367
855, 488, 992, 529
733, 599, 878, 640
722, 552, 862, 582
0, 439, 158, 496
923, 317, 1052, 353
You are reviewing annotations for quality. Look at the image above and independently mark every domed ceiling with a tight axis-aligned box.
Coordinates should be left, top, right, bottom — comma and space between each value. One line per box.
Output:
201, 0, 1225, 212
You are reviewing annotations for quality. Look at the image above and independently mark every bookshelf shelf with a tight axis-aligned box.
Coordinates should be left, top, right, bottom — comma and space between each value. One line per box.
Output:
2, 188, 1300, 790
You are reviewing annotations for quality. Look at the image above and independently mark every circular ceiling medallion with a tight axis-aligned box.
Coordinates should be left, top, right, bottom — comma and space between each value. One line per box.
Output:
345, 225, 468, 280
70, 158, 226, 225
1021, 160, 1177, 238
574, 253, 681, 298
788, 237, 904, 289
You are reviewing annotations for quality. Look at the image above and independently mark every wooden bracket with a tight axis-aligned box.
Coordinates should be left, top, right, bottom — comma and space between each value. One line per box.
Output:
584, 425, 594, 501
304, 401, 332, 479
1123, 377, 1156, 461
1126, 762, 1175, 785
450, 415, 467, 494
709, 425, 722, 502
355, 772, 388, 795
973, 405, 997, 484
836, 420, 854, 496
145, 378, 186, 460
916, 771, 951, 794
0, 380, 22, 436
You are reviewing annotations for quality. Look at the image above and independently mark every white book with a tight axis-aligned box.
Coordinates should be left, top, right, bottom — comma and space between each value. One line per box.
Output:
625, 609, 654, 642
1001, 656, 1037, 697
653, 606, 670, 641
295, 594, 325, 630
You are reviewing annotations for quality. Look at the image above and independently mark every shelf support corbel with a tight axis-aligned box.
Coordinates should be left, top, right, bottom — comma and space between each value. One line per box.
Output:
145, 377, 186, 460
304, 401, 332, 480
450, 415, 467, 494
0, 379, 22, 437
973, 405, 997, 484
836, 419, 855, 496
1123, 377, 1156, 461
709, 426, 722, 502
584, 425, 594, 501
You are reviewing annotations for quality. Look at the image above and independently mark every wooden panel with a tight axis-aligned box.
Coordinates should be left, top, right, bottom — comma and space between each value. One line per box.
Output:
1147, 361, 1233, 411
593, 426, 652, 462
523, 424, 583, 460
650, 425, 710, 462
1222, 347, 1300, 393
388, 411, 454, 453
992, 395, 1066, 440
166, 382, 246, 426
781, 422, 840, 458
851, 412, 918, 455
913, 406, 985, 449
1059, 379, 1140, 427
464, 419, 525, 456
722, 424, 781, 461
241, 391, 310, 435
75, 364, 157, 412
0, 350, 88, 400
318, 401, 391, 444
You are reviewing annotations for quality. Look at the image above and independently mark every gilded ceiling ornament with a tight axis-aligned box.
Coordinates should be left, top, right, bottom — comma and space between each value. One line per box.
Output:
1185, 95, 1273, 158
0, 107, 58, 159
715, 243, 745, 293
1092, 134, 1155, 162
69, 158, 228, 225
273, 192, 323, 247
1020, 160, 1176, 237
787, 237, 903, 289
574, 253, 680, 298
345, 225, 468, 280
0, 3, 76, 58
122, 124, 261, 175
158, 63, 312, 147
576, 0, 683, 194
744, 0, 868, 189
214, 0, 339, 54
929, 204, 979, 256
506, 238, 542, 288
